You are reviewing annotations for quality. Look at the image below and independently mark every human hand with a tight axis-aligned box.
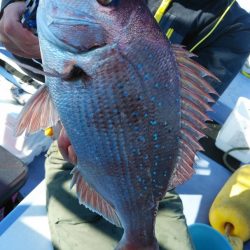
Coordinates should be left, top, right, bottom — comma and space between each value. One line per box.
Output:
57, 127, 77, 165
0, 2, 41, 58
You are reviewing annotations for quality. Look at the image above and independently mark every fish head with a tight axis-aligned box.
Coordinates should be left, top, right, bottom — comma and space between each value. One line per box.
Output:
37, 0, 163, 53
37, 0, 169, 79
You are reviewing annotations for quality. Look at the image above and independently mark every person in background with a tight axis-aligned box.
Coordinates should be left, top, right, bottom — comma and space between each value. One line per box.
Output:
0, 1, 44, 81
1, 0, 250, 249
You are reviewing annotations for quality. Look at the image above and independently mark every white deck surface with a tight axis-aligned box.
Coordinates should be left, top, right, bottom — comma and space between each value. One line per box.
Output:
0, 180, 53, 250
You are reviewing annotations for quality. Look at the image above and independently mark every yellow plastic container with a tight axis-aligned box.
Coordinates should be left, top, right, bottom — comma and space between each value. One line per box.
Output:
209, 164, 250, 246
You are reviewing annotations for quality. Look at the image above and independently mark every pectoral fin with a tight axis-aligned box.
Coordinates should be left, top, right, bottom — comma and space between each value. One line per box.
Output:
15, 84, 60, 136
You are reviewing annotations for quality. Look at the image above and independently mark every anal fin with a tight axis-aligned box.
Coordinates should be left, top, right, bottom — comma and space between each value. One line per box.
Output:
71, 166, 121, 227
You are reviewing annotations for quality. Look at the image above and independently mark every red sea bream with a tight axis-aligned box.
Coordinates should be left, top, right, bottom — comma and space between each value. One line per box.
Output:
16, 0, 217, 249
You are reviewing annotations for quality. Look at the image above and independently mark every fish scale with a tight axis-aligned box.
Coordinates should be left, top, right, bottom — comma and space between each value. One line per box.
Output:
95, 51, 154, 205
53, 44, 155, 210
15, 1, 218, 249
124, 41, 180, 198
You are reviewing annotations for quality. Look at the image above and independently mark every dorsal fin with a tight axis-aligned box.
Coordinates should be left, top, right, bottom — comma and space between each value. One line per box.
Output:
70, 166, 121, 227
168, 44, 218, 189
15, 84, 60, 136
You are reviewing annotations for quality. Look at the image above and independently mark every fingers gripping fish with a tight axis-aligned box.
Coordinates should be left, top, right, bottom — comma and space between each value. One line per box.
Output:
16, 0, 218, 249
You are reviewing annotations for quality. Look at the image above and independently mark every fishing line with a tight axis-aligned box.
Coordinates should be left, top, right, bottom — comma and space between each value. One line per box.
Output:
223, 147, 250, 172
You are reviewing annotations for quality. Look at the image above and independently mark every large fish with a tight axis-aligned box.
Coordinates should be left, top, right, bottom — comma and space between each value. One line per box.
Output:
16, 0, 217, 249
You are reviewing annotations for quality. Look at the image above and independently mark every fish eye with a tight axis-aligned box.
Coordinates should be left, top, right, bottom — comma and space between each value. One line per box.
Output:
97, 0, 113, 6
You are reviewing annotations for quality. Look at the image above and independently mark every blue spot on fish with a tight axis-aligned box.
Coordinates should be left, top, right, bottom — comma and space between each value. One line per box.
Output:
153, 133, 158, 141
133, 126, 140, 132
151, 96, 156, 102
131, 111, 139, 121
138, 135, 146, 142
136, 176, 142, 182
154, 83, 160, 89
132, 148, 137, 153
137, 64, 143, 70
144, 73, 151, 81
117, 84, 124, 89
138, 95, 144, 101
150, 120, 157, 126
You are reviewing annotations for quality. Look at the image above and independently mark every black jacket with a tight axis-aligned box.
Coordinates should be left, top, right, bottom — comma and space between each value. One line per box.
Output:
148, 0, 250, 96
1, 0, 250, 95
